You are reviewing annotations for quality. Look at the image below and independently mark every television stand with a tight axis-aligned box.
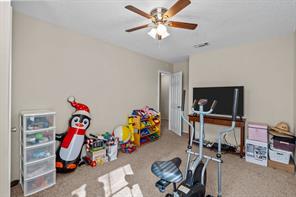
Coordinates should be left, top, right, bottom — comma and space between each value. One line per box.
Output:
188, 114, 246, 158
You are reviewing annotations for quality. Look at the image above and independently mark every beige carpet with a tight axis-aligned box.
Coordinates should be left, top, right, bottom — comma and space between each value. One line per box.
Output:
11, 122, 296, 197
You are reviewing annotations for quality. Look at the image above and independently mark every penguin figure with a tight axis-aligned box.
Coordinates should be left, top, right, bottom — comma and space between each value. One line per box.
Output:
56, 97, 91, 173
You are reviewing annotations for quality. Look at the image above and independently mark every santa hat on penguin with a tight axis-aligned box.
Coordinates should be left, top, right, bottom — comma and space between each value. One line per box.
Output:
67, 96, 91, 119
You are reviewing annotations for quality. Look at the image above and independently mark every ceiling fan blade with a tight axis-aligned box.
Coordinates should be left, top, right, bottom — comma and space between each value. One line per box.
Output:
125, 24, 150, 32
168, 21, 198, 30
164, 0, 191, 19
125, 5, 152, 19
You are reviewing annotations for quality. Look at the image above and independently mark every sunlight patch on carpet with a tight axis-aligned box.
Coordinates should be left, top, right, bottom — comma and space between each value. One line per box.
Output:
72, 184, 87, 197
98, 164, 143, 197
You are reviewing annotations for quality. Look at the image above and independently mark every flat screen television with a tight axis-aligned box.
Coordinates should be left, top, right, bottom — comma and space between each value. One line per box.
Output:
193, 86, 244, 117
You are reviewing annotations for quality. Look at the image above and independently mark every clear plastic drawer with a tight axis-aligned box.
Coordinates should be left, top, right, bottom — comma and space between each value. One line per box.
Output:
24, 156, 55, 179
26, 143, 55, 163
25, 114, 54, 131
23, 171, 55, 196
26, 129, 55, 147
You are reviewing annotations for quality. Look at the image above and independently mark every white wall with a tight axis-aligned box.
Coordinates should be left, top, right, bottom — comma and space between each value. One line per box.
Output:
0, 2, 11, 196
160, 74, 170, 120
189, 34, 295, 143
294, 31, 296, 131
11, 12, 172, 180
173, 60, 189, 132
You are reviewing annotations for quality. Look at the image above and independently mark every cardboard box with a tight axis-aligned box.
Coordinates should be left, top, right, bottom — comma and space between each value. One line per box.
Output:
269, 147, 292, 164
268, 159, 295, 174
246, 139, 268, 166
87, 149, 107, 162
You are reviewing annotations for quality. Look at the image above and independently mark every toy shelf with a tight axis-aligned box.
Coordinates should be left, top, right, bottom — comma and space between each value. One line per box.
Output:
139, 133, 160, 146
132, 110, 161, 147
141, 130, 159, 138
20, 110, 56, 196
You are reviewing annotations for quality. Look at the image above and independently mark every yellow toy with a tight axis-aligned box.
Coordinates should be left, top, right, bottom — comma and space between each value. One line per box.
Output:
113, 125, 134, 143
113, 116, 140, 144
128, 116, 140, 130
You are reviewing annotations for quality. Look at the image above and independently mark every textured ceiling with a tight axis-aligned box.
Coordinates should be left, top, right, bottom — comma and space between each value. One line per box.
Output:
12, 0, 296, 63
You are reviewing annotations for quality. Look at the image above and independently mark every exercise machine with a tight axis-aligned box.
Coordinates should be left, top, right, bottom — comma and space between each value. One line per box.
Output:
151, 89, 239, 197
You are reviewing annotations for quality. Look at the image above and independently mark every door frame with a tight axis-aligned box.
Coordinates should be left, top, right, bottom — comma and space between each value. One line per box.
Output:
0, 1, 12, 196
157, 70, 172, 130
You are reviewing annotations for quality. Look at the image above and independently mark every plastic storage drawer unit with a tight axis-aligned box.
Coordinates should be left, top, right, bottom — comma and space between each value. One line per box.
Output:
20, 111, 56, 196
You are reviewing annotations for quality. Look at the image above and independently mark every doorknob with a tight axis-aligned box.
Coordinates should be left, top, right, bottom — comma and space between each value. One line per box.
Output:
177, 106, 181, 108
11, 127, 17, 133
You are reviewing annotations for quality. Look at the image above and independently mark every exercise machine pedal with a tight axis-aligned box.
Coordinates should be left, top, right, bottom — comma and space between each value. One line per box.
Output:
211, 142, 237, 152
155, 179, 171, 193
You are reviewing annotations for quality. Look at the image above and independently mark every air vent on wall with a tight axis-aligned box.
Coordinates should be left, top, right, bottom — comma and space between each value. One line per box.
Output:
193, 42, 209, 48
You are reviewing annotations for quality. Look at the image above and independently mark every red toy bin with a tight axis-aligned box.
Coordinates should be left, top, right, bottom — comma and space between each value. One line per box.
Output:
248, 122, 268, 143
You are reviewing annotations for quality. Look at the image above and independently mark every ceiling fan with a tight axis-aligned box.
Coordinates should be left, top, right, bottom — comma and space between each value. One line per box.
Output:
125, 0, 198, 40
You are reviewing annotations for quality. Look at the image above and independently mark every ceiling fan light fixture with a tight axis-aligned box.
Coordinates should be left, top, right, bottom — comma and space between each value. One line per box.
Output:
148, 24, 170, 40
160, 30, 170, 39
156, 24, 168, 35
125, 0, 198, 39
148, 28, 157, 39
148, 26, 170, 40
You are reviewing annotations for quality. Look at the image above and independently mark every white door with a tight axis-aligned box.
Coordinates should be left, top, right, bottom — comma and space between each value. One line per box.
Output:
169, 72, 182, 136
0, 1, 12, 196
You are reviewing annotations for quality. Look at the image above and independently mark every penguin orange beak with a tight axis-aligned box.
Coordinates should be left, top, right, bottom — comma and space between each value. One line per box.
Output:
75, 123, 84, 128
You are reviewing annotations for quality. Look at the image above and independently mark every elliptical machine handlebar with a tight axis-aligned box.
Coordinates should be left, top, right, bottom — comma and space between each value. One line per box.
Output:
192, 99, 218, 115
211, 100, 218, 111
192, 99, 198, 109
232, 88, 239, 121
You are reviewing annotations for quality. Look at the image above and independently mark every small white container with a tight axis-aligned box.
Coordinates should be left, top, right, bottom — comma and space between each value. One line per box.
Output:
269, 147, 292, 164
